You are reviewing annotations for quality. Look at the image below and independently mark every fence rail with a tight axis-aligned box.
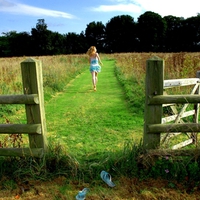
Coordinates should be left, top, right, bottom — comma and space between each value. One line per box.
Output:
0, 148, 44, 157
147, 123, 200, 133
0, 94, 39, 104
164, 78, 199, 88
149, 95, 200, 104
0, 124, 41, 134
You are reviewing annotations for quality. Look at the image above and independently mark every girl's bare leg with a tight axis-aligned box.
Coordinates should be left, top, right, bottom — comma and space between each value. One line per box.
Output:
95, 72, 98, 85
91, 72, 96, 90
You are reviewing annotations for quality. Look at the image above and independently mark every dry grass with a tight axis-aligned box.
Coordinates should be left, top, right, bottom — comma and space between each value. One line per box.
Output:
0, 54, 88, 95
0, 176, 200, 200
108, 52, 200, 80
1, 52, 200, 94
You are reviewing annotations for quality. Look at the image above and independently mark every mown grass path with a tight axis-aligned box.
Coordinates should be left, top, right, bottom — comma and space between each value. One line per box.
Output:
45, 59, 143, 160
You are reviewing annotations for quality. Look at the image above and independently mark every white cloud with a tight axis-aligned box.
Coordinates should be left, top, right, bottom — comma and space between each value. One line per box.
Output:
92, 3, 142, 13
0, 0, 76, 19
92, 0, 199, 18
132, 0, 200, 18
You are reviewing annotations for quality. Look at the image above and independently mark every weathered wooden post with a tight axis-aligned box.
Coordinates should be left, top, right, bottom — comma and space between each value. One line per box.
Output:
192, 71, 200, 144
195, 71, 200, 122
21, 58, 47, 151
143, 56, 164, 149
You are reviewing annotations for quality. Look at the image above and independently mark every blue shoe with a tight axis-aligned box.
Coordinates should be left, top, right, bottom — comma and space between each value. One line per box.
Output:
75, 188, 89, 200
100, 170, 115, 187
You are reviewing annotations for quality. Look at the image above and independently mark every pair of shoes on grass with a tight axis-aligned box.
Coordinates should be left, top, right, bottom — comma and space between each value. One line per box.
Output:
75, 171, 115, 199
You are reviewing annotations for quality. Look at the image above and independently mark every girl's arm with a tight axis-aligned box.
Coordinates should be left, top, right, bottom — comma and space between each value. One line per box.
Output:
96, 53, 103, 65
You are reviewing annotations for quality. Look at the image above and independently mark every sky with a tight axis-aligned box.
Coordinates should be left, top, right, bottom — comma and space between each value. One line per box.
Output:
0, 0, 200, 36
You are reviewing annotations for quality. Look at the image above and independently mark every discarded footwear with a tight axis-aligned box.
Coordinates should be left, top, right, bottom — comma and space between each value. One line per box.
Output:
75, 188, 89, 200
100, 170, 115, 187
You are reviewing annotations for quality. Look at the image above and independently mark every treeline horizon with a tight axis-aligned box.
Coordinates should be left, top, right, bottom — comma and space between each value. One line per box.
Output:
0, 11, 200, 57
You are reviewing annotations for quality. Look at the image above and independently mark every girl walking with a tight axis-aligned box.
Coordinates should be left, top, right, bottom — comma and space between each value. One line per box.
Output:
87, 46, 103, 91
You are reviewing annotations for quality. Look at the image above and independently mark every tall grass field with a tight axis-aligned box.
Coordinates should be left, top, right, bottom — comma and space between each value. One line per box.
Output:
1, 52, 200, 199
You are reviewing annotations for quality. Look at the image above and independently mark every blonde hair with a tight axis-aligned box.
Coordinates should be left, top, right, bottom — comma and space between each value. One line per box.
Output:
86, 46, 97, 57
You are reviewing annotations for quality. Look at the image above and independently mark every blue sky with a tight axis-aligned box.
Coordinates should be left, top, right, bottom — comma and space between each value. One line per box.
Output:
0, 0, 199, 35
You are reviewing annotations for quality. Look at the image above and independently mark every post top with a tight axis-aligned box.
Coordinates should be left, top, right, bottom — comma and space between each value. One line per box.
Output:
21, 58, 39, 63
148, 56, 163, 61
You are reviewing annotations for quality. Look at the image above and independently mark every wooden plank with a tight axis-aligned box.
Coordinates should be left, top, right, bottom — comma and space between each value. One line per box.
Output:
164, 78, 199, 88
161, 84, 199, 145
172, 139, 193, 149
174, 83, 199, 123
163, 103, 175, 107
143, 56, 164, 149
0, 94, 39, 104
162, 110, 195, 123
0, 148, 44, 158
148, 123, 200, 133
21, 58, 47, 150
161, 100, 181, 143
161, 132, 182, 141
162, 131, 192, 145
0, 124, 41, 134
149, 94, 200, 104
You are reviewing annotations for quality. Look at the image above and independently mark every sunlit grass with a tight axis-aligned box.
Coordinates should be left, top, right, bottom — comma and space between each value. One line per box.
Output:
1, 53, 200, 199
1, 53, 200, 149
0, 54, 88, 147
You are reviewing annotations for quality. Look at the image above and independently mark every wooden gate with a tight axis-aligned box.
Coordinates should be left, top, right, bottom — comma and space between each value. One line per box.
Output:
161, 77, 199, 149
143, 56, 200, 152
0, 58, 47, 158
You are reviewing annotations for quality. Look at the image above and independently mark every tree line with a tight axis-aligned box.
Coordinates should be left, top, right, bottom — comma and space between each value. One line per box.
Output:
1, 11, 200, 57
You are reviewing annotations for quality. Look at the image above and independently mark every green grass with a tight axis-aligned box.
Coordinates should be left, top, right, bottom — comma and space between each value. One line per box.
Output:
45, 59, 143, 161
1, 55, 200, 199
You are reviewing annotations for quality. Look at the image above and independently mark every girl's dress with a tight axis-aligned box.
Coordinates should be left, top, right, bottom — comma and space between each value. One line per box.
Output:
89, 57, 101, 73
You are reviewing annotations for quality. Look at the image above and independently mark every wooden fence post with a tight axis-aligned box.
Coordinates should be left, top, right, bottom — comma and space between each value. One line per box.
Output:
143, 56, 164, 149
21, 58, 47, 151
192, 71, 200, 144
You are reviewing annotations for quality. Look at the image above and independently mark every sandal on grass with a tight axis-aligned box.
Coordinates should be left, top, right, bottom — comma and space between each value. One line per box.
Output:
100, 170, 116, 187
75, 188, 89, 200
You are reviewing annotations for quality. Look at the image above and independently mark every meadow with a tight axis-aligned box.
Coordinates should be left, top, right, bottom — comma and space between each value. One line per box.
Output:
2, 52, 200, 150
1, 53, 200, 199
0, 55, 88, 148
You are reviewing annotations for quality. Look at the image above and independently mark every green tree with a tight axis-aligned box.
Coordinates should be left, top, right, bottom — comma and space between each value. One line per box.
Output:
0, 33, 10, 56
1, 31, 31, 56
85, 21, 105, 52
49, 32, 65, 55
183, 15, 200, 51
163, 15, 185, 52
105, 15, 137, 52
137, 11, 167, 52
64, 32, 87, 54
31, 19, 53, 55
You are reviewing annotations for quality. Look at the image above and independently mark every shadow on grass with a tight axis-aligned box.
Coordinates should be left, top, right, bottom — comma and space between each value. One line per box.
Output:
1, 139, 199, 185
